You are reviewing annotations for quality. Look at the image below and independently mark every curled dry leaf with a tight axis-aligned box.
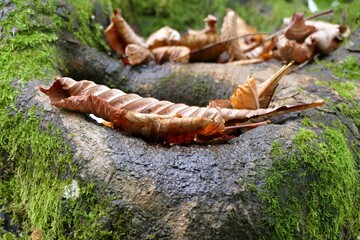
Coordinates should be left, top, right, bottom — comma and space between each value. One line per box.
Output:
230, 61, 293, 109
230, 75, 259, 110
243, 35, 275, 60
145, 26, 181, 50
40, 69, 324, 144
111, 9, 146, 48
284, 12, 317, 42
275, 35, 314, 64
104, 22, 124, 55
221, 9, 258, 61
305, 25, 350, 54
188, 41, 226, 62
125, 44, 155, 65
179, 14, 219, 51
258, 61, 293, 108
221, 9, 246, 61
282, 16, 350, 55
207, 99, 232, 109
152, 46, 190, 64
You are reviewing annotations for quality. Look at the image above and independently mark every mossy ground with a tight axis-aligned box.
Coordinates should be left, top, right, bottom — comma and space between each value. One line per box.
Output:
314, 55, 360, 127
1, 0, 359, 239
0, 0, 131, 238
258, 124, 359, 239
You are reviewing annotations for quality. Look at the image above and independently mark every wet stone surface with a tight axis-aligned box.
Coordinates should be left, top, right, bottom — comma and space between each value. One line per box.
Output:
17, 77, 301, 239
15, 27, 360, 239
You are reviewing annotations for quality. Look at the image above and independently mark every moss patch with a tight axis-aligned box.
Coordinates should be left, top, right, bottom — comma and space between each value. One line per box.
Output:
259, 127, 359, 239
64, 0, 111, 51
0, 0, 130, 238
314, 55, 360, 127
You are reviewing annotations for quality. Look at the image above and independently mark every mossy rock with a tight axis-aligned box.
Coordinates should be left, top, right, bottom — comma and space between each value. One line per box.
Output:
1, 0, 359, 239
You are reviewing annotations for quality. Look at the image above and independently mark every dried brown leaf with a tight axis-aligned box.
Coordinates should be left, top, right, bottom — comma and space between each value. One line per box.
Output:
104, 22, 124, 55
125, 44, 155, 65
221, 100, 324, 126
306, 25, 350, 54
152, 46, 190, 64
179, 14, 219, 51
230, 75, 260, 110
188, 43, 226, 62
258, 61, 293, 108
207, 99, 232, 108
275, 35, 314, 64
221, 9, 257, 61
111, 9, 146, 48
284, 12, 317, 42
145, 26, 180, 50
40, 74, 324, 144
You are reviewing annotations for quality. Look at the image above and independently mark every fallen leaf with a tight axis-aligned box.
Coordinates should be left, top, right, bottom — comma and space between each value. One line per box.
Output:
40, 72, 324, 144
258, 61, 293, 108
104, 22, 124, 55
305, 25, 350, 54
274, 35, 314, 63
152, 46, 190, 64
179, 14, 219, 51
230, 75, 260, 110
284, 12, 317, 42
125, 44, 155, 65
221, 9, 257, 61
111, 9, 146, 48
146, 26, 180, 50
229, 62, 293, 109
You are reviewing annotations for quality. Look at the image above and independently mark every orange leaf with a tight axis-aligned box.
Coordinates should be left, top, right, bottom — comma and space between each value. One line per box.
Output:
230, 75, 260, 110
258, 61, 293, 108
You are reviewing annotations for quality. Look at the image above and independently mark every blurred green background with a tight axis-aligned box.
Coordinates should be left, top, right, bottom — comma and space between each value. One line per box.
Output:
109, 0, 359, 37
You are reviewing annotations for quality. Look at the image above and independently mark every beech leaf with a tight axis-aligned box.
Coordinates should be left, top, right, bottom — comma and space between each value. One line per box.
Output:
179, 14, 219, 51
284, 12, 317, 42
111, 9, 146, 48
258, 61, 293, 108
145, 26, 181, 50
275, 35, 314, 64
230, 75, 260, 110
104, 22, 124, 55
221, 9, 257, 61
306, 25, 350, 54
125, 44, 155, 65
40, 72, 324, 144
152, 46, 190, 64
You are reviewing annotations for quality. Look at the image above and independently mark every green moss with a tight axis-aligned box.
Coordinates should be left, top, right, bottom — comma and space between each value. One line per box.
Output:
66, 1, 111, 51
314, 55, 360, 127
0, 0, 130, 238
335, 102, 360, 127
301, 117, 314, 127
330, 81, 357, 100
323, 55, 360, 82
259, 127, 359, 239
